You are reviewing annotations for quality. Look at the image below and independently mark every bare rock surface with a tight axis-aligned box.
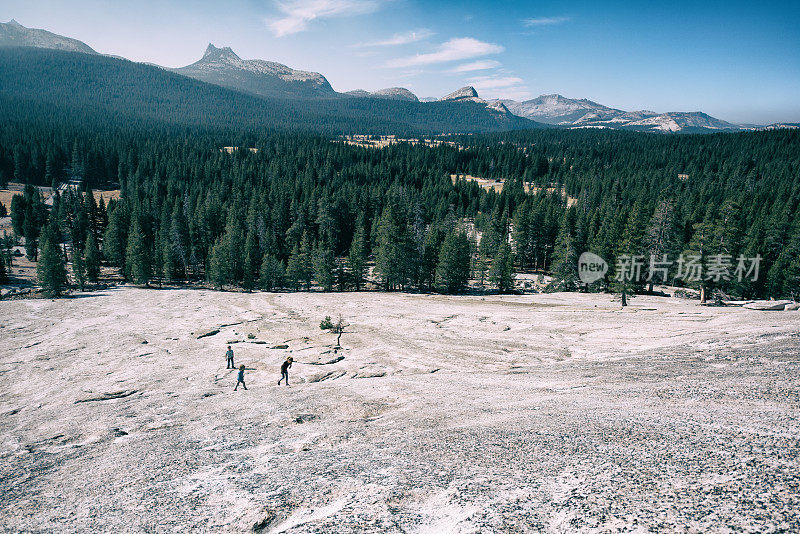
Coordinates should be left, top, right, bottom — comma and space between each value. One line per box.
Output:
1, 288, 798, 532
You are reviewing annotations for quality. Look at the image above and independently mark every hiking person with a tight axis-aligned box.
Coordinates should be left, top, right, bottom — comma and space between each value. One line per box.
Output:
278, 357, 293, 386
234, 364, 247, 390
225, 345, 235, 369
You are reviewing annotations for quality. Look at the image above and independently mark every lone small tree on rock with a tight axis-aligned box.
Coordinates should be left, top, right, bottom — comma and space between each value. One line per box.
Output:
320, 315, 348, 347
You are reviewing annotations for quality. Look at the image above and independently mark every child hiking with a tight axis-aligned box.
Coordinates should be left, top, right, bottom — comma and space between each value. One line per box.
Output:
278, 357, 293, 386
226, 345, 235, 369
234, 364, 247, 390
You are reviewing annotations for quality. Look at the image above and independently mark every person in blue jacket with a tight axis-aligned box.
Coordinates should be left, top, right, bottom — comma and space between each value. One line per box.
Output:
234, 364, 247, 391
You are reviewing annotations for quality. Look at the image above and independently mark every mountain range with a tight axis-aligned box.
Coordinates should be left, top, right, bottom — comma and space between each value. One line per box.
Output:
495, 94, 740, 133
0, 19, 787, 133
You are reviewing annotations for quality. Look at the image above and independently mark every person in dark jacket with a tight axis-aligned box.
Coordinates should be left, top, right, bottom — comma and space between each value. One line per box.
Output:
234, 364, 247, 390
226, 345, 235, 369
278, 357, 293, 386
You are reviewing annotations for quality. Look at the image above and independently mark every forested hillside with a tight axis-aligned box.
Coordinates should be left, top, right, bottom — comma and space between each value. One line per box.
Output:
1, 112, 798, 300
0, 48, 537, 135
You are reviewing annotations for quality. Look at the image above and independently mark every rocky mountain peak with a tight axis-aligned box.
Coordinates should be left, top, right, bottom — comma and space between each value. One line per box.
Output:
441, 86, 480, 101
202, 44, 240, 62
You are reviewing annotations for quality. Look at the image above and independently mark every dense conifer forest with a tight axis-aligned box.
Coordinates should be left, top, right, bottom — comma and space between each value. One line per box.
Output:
1, 113, 798, 300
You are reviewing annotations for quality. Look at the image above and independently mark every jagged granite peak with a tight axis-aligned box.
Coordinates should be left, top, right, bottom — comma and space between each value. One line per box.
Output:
202, 43, 240, 62
346, 87, 419, 102
0, 19, 97, 54
172, 44, 336, 99
440, 86, 480, 102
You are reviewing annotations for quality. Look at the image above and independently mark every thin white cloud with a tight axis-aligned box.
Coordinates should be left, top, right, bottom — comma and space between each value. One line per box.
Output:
467, 75, 531, 100
494, 87, 533, 101
386, 37, 504, 68
354, 29, 434, 47
469, 76, 525, 91
449, 60, 501, 73
523, 16, 570, 26
267, 0, 381, 37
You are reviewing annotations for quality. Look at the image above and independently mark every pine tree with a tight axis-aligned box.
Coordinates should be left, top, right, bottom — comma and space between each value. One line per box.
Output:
298, 234, 314, 289
420, 225, 442, 291
125, 218, 151, 285
222, 212, 245, 283
435, 230, 471, 294
242, 231, 260, 292
347, 223, 368, 291
23, 208, 40, 261
373, 205, 411, 290
103, 203, 128, 270
610, 204, 646, 306
683, 208, 716, 304
259, 254, 285, 291
0, 249, 7, 283
285, 244, 304, 290
643, 198, 679, 292
84, 233, 100, 283
37, 237, 68, 297
72, 251, 86, 291
314, 243, 335, 291
10, 194, 26, 236
550, 209, 580, 290
207, 237, 230, 290
488, 241, 515, 292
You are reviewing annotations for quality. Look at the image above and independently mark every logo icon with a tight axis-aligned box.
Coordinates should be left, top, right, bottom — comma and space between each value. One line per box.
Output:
578, 252, 608, 284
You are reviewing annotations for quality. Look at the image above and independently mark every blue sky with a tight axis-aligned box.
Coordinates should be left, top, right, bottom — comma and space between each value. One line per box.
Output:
3, 0, 799, 123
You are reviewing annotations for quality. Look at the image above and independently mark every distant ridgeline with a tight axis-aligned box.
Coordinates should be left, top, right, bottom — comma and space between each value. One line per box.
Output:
0, 47, 538, 135
0, 49, 798, 299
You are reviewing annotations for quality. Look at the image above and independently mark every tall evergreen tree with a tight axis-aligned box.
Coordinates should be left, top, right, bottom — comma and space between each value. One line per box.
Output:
488, 241, 515, 292
103, 203, 128, 270
125, 217, 151, 285
643, 198, 679, 292
435, 230, 471, 294
84, 232, 100, 283
259, 253, 285, 291
207, 236, 230, 290
550, 209, 580, 291
242, 231, 260, 291
314, 243, 335, 291
37, 236, 68, 297
610, 203, 646, 306
347, 223, 369, 291
72, 250, 86, 291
